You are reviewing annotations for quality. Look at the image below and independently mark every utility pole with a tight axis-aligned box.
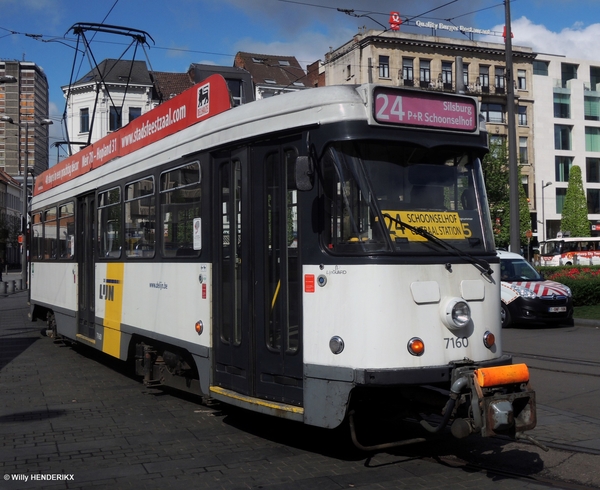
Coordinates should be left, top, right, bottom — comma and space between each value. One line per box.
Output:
505, 0, 520, 253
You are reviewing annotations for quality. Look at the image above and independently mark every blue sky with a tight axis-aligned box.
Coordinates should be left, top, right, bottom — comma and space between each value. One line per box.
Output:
1, 0, 600, 159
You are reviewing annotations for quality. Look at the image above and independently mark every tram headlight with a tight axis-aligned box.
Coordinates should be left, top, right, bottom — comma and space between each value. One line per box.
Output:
441, 298, 471, 330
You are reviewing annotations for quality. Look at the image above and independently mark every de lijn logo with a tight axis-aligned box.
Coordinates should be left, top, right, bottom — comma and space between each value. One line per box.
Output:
99, 278, 120, 301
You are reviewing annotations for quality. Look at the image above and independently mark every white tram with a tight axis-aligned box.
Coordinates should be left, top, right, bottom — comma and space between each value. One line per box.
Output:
30, 75, 537, 449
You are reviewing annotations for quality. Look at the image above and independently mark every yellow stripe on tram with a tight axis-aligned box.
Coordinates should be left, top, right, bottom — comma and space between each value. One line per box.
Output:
102, 262, 125, 358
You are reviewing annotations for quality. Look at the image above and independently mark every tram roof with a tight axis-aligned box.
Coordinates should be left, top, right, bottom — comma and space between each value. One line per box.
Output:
33, 78, 482, 205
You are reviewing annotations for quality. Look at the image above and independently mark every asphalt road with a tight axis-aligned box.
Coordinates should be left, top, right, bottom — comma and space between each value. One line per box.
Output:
1, 290, 600, 489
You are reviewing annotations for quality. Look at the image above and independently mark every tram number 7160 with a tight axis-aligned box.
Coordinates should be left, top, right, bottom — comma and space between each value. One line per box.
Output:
444, 337, 469, 349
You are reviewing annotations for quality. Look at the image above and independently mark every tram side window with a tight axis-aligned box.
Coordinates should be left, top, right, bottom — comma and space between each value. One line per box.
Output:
31, 212, 43, 260
98, 187, 122, 259
160, 161, 201, 258
125, 177, 155, 258
43, 207, 57, 259
58, 202, 75, 259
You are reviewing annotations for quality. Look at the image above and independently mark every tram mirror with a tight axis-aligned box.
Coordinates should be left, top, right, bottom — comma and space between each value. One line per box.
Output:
294, 155, 314, 191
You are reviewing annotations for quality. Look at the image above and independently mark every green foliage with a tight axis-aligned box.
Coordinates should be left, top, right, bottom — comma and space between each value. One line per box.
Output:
560, 165, 590, 237
540, 265, 600, 306
482, 138, 531, 249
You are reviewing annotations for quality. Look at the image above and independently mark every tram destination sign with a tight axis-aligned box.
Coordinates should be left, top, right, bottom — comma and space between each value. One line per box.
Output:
373, 87, 477, 132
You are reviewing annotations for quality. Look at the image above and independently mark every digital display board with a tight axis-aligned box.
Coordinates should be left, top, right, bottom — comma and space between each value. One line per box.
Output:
373, 87, 478, 132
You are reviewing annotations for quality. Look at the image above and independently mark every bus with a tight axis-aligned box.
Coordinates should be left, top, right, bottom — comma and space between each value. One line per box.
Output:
540, 237, 600, 266
30, 76, 537, 450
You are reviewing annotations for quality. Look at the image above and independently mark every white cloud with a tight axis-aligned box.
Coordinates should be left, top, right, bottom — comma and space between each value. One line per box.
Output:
490, 16, 600, 60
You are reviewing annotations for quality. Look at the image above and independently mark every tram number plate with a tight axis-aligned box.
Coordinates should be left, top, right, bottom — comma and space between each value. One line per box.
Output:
444, 337, 469, 349
548, 306, 567, 313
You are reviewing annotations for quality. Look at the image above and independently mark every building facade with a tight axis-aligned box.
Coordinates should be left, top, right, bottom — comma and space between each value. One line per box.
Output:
0, 60, 51, 178
324, 30, 537, 231
0, 169, 22, 266
234, 52, 308, 100
533, 54, 600, 240
62, 59, 157, 155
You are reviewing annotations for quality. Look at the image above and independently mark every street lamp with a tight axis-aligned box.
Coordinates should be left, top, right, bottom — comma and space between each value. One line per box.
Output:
540, 180, 553, 243
0, 115, 53, 290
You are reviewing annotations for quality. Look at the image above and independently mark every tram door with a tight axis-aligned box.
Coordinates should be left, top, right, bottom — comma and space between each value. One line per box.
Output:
214, 150, 251, 395
77, 193, 96, 340
213, 144, 303, 407
252, 143, 303, 406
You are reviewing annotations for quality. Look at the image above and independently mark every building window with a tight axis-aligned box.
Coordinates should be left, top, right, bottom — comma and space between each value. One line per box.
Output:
109, 106, 122, 131
586, 126, 600, 152
533, 60, 549, 76
588, 189, 600, 214
522, 175, 529, 201
80, 108, 89, 133
442, 61, 452, 89
402, 58, 414, 86
587, 157, 600, 183
556, 188, 567, 214
584, 95, 600, 121
346, 64, 352, 80
590, 66, 600, 91
481, 103, 504, 123
495, 67, 505, 93
463, 64, 469, 86
419, 59, 430, 87
479, 66, 490, 93
517, 69, 526, 90
378, 55, 390, 79
518, 105, 528, 126
554, 92, 570, 118
227, 79, 243, 106
561, 63, 578, 88
555, 156, 573, 182
554, 124, 572, 150
129, 107, 141, 123
519, 137, 528, 164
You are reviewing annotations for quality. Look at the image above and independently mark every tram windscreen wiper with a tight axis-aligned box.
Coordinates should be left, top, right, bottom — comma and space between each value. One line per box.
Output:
382, 213, 493, 276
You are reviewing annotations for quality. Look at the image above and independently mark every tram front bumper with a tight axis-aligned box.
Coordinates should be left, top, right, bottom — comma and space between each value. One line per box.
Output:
452, 363, 537, 439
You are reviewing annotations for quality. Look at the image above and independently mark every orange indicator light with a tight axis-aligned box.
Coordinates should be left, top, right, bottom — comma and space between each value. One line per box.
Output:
407, 337, 425, 356
195, 321, 203, 335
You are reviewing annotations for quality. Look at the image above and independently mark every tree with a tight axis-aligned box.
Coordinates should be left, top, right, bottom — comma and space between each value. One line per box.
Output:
560, 165, 590, 237
482, 138, 531, 249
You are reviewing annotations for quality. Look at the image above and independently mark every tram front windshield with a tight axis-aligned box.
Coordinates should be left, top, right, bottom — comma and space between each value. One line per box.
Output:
321, 140, 495, 255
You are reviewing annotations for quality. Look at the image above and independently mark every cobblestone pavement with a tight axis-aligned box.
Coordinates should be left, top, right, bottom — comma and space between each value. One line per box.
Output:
1, 291, 599, 489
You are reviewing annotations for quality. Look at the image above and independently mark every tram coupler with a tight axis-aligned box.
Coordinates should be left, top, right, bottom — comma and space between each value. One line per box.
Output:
450, 363, 537, 440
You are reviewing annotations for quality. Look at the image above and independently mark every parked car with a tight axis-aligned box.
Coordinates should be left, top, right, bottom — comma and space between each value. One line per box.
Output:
498, 250, 573, 328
